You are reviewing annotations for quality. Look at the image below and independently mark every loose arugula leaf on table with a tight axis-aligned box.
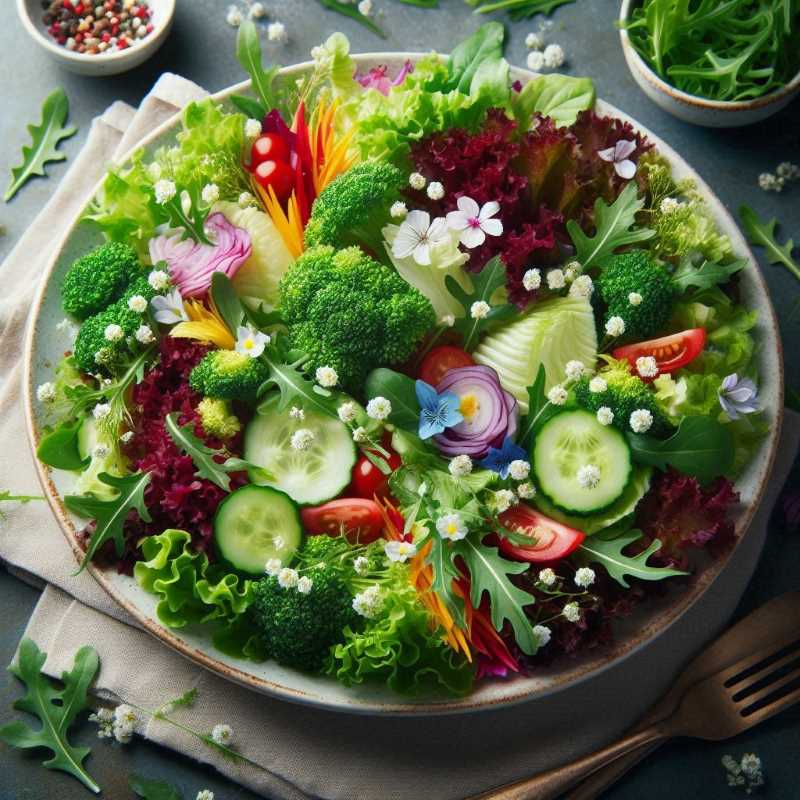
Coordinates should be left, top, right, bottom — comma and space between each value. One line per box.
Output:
739, 205, 800, 283
0, 639, 100, 794
517, 364, 560, 451
130, 774, 182, 800
445, 256, 516, 351
316, 0, 386, 37
566, 182, 654, 270
36, 419, 87, 471
627, 416, 735, 484
365, 369, 420, 433
65, 472, 151, 571
0, 489, 43, 507
671, 255, 747, 293
5, 89, 77, 202
234, 21, 282, 116
578, 530, 687, 589
512, 74, 595, 128
468, 0, 574, 21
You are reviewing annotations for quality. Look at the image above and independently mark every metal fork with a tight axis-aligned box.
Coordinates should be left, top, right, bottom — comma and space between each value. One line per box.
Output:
468, 631, 800, 800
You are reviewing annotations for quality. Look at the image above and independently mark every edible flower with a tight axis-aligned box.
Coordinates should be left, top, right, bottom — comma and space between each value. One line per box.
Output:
436, 512, 468, 542
235, 325, 269, 359
149, 213, 252, 298
170, 298, 235, 349
416, 380, 464, 440
597, 139, 637, 180
446, 196, 503, 249
151, 288, 189, 325
354, 60, 414, 95
479, 436, 528, 479
718, 373, 759, 420
384, 539, 417, 563
391, 210, 449, 266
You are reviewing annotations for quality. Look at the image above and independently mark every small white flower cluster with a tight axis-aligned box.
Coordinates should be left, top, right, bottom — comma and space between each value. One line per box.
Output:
533, 624, 551, 647
546, 268, 565, 290
574, 566, 596, 588
148, 269, 170, 292
562, 601, 581, 623
538, 567, 557, 587
266, 561, 314, 594
390, 201, 408, 219
596, 406, 614, 426
211, 723, 234, 746
196, 791, 215, 800
267, 21, 288, 43
526, 37, 566, 72
758, 161, 800, 193
353, 555, 370, 575
589, 376, 607, 393
491, 488, 517, 513
128, 294, 148, 313
289, 406, 305, 421
337, 401, 358, 424
517, 481, 536, 500
635, 355, 659, 379
36, 381, 57, 404
449, 454, 473, 477
547, 385, 568, 405
353, 584, 383, 618
366, 396, 392, 421
470, 300, 491, 320
564, 360, 586, 381
290, 428, 315, 451
409, 172, 427, 191
104, 704, 138, 744
93, 402, 111, 420
722, 752, 765, 794
659, 197, 682, 215
315, 365, 339, 388
427, 181, 445, 201
605, 315, 626, 337
358, 0, 374, 16
508, 459, 530, 481
154, 179, 176, 205
576, 463, 601, 490
522, 268, 541, 291
239, 190, 257, 208
569, 274, 594, 299
629, 408, 653, 434
104, 323, 124, 343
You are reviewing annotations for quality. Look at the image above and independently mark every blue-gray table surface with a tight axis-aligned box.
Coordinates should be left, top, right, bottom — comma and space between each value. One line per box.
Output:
1, 1, 798, 798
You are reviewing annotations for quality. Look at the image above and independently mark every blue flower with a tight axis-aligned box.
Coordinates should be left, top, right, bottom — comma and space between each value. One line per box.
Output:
479, 437, 528, 479
718, 373, 759, 420
416, 380, 463, 440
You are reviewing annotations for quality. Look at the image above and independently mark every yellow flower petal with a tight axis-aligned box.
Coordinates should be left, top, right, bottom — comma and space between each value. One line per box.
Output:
170, 298, 235, 349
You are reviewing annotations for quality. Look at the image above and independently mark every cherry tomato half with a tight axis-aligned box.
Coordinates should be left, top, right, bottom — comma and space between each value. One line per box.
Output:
300, 498, 384, 544
250, 133, 290, 168
348, 447, 402, 500
613, 328, 706, 376
497, 504, 585, 563
253, 159, 294, 202
418, 345, 474, 387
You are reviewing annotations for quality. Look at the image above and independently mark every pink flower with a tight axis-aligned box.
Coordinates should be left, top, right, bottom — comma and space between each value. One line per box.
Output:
597, 139, 637, 180
354, 61, 414, 96
148, 213, 252, 298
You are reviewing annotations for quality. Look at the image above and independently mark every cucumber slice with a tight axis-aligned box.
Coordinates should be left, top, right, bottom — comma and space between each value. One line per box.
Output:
214, 484, 302, 574
77, 418, 99, 461
532, 409, 631, 515
244, 405, 356, 505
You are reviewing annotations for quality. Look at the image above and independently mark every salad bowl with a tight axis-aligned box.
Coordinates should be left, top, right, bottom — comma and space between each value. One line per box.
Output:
24, 42, 783, 715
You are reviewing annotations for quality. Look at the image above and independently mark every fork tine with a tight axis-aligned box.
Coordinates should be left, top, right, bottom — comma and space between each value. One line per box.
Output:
722, 637, 800, 689
731, 648, 800, 700
738, 684, 800, 727
736, 665, 800, 712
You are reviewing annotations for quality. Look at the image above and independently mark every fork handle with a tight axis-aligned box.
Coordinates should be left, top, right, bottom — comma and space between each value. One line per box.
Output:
466, 721, 672, 800
564, 741, 662, 800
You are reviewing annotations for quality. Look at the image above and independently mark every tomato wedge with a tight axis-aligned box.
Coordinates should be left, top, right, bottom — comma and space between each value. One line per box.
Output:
613, 328, 706, 376
348, 447, 402, 500
300, 498, 384, 544
419, 345, 474, 387
498, 504, 585, 563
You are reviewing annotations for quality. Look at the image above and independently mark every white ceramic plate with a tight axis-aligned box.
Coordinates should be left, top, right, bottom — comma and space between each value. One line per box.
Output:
24, 55, 784, 715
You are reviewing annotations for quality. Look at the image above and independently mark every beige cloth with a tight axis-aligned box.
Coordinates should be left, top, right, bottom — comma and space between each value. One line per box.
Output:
1, 75, 798, 800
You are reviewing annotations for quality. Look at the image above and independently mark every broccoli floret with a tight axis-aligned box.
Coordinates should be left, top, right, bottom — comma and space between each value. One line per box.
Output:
596, 251, 677, 340
197, 397, 241, 439
252, 565, 360, 671
120, 275, 156, 307
304, 161, 404, 253
574, 359, 673, 437
61, 242, 141, 320
189, 350, 269, 402
73, 301, 143, 374
279, 245, 435, 392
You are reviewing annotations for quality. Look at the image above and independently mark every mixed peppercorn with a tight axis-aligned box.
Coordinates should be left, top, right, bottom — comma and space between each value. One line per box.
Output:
41, 0, 154, 55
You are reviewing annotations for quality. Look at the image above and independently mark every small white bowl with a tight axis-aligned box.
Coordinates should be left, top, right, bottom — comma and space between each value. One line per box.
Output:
17, 0, 175, 77
619, 0, 800, 128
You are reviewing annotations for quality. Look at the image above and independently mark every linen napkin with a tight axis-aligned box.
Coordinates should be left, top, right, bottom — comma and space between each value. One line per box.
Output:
1, 75, 798, 800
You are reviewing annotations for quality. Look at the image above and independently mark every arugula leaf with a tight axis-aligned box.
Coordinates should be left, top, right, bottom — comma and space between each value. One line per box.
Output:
230, 94, 265, 120
130, 775, 182, 800
516, 364, 559, 451
470, 0, 574, 22
364, 369, 420, 433
0, 639, 100, 793
579, 530, 687, 588
454, 538, 538, 654
5, 89, 77, 202
0, 490, 43, 505
259, 349, 339, 419
236, 21, 282, 115
513, 74, 595, 127
444, 256, 516, 351
390, 429, 445, 470
627, 415, 735, 484
740, 205, 800, 283
316, 0, 386, 37
448, 22, 505, 94
426, 535, 466, 624
65, 472, 151, 571
671, 255, 747, 292
36, 419, 87, 471
567, 182, 654, 270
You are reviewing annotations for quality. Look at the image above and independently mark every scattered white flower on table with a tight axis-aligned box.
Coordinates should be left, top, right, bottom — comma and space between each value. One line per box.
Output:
196, 791, 215, 800
446, 196, 503, 249
525, 32, 544, 49
508, 460, 530, 481
740, 753, 763, 782
148, 269, 170, 292
249, 1, 267, 18
597, 139, 637, 180
630, 408, 654, 434
297, 576, 313, 594
565, 360, 586, 381
92, 444, 110, 460
659, 197, 680, 214
517, 482, 536, 500
628, 291, 643, 306
527, 51, 545, 71
289, 406, 305, 421
574, 567, 596, 588
408, 172, 427, 190
352, 585, 383, 619
358, 0, 373, 15
290, 428, 315, 451
440, 313, 455, 328
596, 406, 614, 426
492, 489, 517, 513
352, 426, 369, 443
533, 624, 551, 647
151, 289, 188, 325
120, 431, 134, 445
127, 294, 147, 313
235, 325, 270, 358
135, 324, 154, 345
538, 567, 556, 587
758, 172, 783, 192
523, 268, 541, 291
112, 704, 138, 744
576, 463, 601, 489
153, 179, 176, 205
267, 22, 288, 43
427, 181, 445, 201
391, 210, 449, 266
104, 323, 124, 342
563, 601, 581, 623
211, 723, 233, 746
390, 201, 408, 219
589, 376, 607, 393
722, 752, 765, 793
89, 707, 114, 739
636, 355, 659, 379
36, 382, 56, 404
470, 300, 491, 320
449, 454, 473, 477
547, 385, 568, 405
226, 5, 243, 27
569, 274, 594, 298
543, 43, 565, 69
277, 567, 299, 589
315, 366, 339, 388
238, 190, 256, 208
385, 539, 417, 563
546, 268, 565, 290
353, 556, 369, 576
92, 403, 111, 420
605, 315, 626, 337
337, 401, 358, 424
366, 396, 392, 421
265, 558, 282, 576
777, 162, 800, 181
436, 512, 468, 542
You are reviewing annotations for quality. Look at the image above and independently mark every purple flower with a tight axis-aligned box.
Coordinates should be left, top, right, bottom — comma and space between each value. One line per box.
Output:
149, 213, 252, 298
354, 61, 414, 96
718, 373, 760, 420
597, 139, 637, 180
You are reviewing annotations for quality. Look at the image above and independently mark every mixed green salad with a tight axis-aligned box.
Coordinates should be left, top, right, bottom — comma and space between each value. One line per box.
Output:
35, 23, 768, 696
